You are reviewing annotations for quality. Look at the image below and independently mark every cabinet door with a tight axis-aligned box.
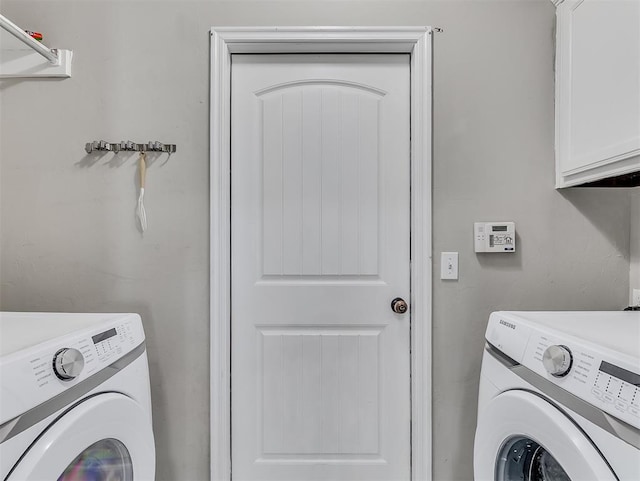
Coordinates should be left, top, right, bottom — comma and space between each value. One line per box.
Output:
555, 0, 640, 187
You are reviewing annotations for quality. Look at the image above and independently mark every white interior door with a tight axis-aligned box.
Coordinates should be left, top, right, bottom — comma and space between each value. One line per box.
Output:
231, 53, 411, 481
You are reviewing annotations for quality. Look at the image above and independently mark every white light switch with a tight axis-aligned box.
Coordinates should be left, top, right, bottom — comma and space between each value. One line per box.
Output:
441, 252, 458, 280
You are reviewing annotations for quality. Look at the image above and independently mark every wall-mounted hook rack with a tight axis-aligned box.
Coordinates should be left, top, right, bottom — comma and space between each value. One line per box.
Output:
85, 140, 177, 154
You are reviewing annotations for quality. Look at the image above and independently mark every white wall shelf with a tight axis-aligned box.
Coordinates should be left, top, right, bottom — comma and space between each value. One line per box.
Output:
0, 14, 72, 78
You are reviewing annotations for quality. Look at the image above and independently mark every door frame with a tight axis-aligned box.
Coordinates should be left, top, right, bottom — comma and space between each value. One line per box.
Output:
210, 26, 433, 481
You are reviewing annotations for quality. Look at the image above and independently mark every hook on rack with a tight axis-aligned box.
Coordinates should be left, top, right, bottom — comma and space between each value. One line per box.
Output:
85, 140, 177, 155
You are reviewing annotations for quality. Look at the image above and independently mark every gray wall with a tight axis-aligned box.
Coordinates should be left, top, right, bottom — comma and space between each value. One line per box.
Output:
0, 1, 632, 480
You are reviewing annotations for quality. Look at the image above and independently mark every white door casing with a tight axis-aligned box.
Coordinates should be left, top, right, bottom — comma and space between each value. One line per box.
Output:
210, 27, 433, 481
232, 53, 410, 481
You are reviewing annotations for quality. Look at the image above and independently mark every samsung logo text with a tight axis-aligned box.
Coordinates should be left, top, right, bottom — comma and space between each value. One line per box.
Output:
499, 319, 516, 330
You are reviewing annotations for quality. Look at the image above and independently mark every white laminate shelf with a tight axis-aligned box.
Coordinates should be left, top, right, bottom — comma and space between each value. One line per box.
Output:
0, 14, 72, 78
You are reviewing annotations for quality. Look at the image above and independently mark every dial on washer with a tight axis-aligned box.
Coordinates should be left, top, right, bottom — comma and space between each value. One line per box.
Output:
542, 344, 573, 377
53, 348, 85, 381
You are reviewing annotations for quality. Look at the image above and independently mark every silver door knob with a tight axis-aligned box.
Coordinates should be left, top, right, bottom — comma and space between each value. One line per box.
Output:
391, 297, 408, 314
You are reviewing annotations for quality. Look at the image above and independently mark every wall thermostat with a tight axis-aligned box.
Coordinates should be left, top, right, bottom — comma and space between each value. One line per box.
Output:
474, 222, 515, 253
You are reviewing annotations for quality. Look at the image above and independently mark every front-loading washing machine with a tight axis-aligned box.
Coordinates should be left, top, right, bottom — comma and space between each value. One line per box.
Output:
0, 312, 155, 480
474, 311, 640, 481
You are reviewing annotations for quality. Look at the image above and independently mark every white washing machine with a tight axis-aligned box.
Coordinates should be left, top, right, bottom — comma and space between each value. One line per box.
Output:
474, 311, 640, 481
0, 312, 155, 480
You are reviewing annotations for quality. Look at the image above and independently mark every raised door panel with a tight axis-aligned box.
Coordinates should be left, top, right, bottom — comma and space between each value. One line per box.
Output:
259, 327, 380, 457
259, 84, 381, 278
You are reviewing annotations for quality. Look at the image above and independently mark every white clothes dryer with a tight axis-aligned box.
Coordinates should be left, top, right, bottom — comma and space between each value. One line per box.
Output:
0, 312, 155, 481
474, 311, 640, 481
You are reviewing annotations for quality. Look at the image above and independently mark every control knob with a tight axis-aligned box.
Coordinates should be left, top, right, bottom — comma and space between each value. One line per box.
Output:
53, 348, 85, 381
542, 345, 573, 377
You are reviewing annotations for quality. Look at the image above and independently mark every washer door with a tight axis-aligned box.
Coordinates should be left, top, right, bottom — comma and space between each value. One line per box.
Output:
7, 393, 155, 481
474, 390, 616, 481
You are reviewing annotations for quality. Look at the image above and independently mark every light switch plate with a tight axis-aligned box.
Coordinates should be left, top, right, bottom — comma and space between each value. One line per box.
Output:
441, 252, 458, 280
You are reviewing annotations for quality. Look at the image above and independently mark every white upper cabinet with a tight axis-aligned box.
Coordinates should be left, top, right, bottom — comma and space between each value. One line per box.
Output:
555, 0, 640, 187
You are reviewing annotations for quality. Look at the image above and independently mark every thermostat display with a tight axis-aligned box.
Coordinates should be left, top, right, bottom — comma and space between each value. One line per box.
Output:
475, 222, 515, 253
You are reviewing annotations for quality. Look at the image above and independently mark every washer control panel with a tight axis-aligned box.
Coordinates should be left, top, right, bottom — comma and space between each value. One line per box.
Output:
524, 333, 639, 429
486, 312, 640, 430
591, 361, 640, 420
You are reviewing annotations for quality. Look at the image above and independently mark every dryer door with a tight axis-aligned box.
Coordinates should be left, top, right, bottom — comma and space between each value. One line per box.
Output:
474, 390, 616, 481
7, 393, 154, 481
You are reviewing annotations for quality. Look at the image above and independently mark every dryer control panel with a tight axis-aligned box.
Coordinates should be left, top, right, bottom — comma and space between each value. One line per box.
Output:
28, 320, 139, 390
0, 313, 145, 426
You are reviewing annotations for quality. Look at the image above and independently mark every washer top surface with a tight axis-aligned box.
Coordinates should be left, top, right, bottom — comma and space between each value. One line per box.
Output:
491, 311, 640, 359
0, 312, 135, 357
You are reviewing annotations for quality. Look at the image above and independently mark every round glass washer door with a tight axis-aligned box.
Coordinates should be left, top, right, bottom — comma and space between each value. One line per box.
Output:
8, 393, 154, 481
474, 390, 617, 481
57, 438, 133, 481
496, 436, 571, 481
